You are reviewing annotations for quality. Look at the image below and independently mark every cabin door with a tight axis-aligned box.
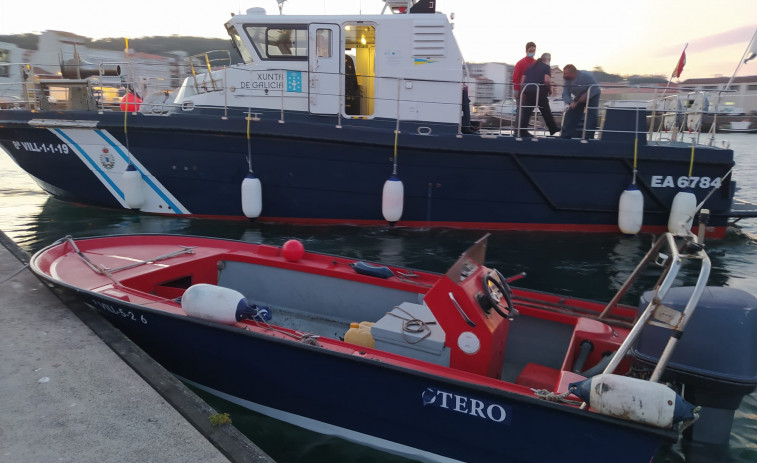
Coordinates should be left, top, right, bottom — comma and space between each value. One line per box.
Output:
308, 23, 341, 115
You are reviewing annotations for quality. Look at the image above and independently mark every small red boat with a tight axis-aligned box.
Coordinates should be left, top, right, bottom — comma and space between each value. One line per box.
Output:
30, 232, 757, 462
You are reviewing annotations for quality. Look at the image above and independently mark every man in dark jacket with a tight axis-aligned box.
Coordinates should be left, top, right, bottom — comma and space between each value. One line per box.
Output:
518, 53, 558, 137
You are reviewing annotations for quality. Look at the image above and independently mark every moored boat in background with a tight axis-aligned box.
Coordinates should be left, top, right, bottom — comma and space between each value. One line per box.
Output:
720, 120, 757, 133
0, 0, 751, 237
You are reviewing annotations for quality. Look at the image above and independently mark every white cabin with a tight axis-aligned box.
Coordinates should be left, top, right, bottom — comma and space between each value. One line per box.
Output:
172, 5, 466, 126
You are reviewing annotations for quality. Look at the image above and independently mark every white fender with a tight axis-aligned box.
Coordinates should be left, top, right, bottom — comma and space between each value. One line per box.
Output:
570, 374, 696, 428
382, 175, 404, 223
618, 185, 644, 234
122, 164, 144, 209
241, 173, 262, 218
182, 284, 251, 325
668, 188, 697, 235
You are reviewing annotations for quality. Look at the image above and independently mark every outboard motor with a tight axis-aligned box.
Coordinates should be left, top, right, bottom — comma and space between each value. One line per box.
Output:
631, 287, 757, 445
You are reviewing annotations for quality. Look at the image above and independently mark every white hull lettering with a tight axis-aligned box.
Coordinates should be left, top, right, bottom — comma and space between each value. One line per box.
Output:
12, 140, 70, 154
650, 175, 721, 189
422, 387, 510, 424
240, 72, 285, 91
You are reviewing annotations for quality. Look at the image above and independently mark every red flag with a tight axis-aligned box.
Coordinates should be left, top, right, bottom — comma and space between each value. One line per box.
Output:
672, 50, 686, 78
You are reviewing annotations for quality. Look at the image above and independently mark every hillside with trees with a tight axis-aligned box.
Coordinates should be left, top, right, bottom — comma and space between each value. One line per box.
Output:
1, 33, 667, 83
0, 33, 240, 61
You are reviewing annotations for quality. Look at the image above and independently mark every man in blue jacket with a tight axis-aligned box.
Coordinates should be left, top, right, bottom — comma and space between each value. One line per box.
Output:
561, 64, 601, 139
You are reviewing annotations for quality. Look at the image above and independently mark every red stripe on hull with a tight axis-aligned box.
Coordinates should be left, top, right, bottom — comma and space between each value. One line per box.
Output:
136, 210, 728, 239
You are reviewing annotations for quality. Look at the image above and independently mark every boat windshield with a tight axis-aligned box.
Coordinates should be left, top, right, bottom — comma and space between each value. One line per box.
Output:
246, 25, 308, 60
444, 234, 489, 282
227, 26, 254, 64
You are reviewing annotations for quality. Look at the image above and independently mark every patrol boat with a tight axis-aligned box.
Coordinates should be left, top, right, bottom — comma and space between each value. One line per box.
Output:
0, 0, 744, 236
30, 232, 757, 462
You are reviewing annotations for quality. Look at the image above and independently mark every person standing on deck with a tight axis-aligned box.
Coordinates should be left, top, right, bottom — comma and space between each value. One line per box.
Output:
518, 53, 559, 137
560, 64, 601, 139
512, 42, 536, 103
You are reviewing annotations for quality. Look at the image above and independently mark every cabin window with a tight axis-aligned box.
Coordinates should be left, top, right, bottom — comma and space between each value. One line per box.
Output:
227, 27, 254, 64
344, 23, 376, 116
0, 49, 10, 78
316, 29, 332, 58
245, 25, 308, 60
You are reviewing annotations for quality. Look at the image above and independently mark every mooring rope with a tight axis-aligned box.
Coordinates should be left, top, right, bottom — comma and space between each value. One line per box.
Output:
531, 388, 584, 406
244, 315, 321, 347
0, 263, 30, 285
386, 305, 436, 344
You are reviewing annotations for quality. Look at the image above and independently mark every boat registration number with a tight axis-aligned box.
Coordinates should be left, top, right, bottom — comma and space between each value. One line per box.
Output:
11, 140, 70, 154
650, 175, 721, 189
91, 299, 148, 324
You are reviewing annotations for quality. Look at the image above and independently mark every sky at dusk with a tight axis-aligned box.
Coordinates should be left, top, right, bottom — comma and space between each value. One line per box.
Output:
1, 0, 756, 79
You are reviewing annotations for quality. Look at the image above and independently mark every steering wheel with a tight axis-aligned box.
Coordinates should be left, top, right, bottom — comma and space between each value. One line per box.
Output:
482, 269, 518, 320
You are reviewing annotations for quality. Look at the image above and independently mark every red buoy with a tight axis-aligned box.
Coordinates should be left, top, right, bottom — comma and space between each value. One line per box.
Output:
120, 92, 142, 112
281, 239, 305, 262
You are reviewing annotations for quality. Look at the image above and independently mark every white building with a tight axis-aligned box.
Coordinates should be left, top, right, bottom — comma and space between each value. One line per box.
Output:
466, 62, 510, 103
681, 76, 757, 114
0, 31, 188, 106
0, 42, 27, 107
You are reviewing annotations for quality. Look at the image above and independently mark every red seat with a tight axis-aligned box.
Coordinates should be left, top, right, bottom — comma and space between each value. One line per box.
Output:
515, 363, 560, 390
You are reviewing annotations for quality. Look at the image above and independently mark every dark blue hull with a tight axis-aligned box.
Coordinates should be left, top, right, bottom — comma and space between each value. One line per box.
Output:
0, 109, 735, 234
75, 289, 672, 462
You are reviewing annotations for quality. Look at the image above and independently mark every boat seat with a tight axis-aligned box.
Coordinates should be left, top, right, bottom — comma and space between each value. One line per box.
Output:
561, 317, 628, 374
515, 363, 560, 390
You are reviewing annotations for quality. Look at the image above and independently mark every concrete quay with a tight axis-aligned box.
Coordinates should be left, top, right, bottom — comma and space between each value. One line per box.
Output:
0, 231, 274, 463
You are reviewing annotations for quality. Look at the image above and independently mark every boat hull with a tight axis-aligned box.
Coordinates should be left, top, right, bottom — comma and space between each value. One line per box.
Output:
0, 110, 735, 236
70, 287, 667, 462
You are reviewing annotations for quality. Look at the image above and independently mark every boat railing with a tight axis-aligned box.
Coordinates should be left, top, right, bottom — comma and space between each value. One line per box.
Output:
511, 82, 550, 139
187, 50, 232, 94
3, 60, 747, 149
128, 68, 750, 149
0, 62, 41, 109
479, 81, 745, 146
598, 232, 711, 382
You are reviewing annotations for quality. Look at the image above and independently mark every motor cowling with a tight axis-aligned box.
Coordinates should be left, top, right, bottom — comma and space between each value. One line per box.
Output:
632, 286, 757, 444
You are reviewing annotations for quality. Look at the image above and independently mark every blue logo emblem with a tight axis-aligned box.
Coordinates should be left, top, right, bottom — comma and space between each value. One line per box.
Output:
286, 71, 302, 93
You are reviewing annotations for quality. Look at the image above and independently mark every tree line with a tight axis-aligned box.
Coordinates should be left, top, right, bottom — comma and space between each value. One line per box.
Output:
0, 33, 240, 61
1, 33, 667, 83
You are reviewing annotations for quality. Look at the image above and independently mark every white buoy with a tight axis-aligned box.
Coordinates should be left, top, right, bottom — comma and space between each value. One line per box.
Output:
382, 174, 404, 223
182, 284, 254, 325
668, 188, 697, 235
618, 184, 644, 234
570, 373, 697, 428
122, 164, 144, 209
241, 172, 262, 218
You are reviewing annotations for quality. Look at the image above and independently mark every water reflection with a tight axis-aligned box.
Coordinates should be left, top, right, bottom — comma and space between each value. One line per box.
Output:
21, 197, 746, 305
3, 156, 757, 463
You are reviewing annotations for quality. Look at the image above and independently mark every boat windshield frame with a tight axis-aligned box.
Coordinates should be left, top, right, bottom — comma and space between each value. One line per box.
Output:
244, 24, 309, 61
444, 233, 489, 282
226, 25, 254, 64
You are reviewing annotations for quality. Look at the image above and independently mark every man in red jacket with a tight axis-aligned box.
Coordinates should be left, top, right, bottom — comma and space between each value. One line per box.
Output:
512, 41, 536, 101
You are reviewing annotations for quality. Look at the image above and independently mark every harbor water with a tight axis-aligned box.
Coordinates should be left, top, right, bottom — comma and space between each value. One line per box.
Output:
1, 134, 756, 462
